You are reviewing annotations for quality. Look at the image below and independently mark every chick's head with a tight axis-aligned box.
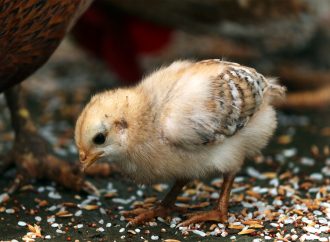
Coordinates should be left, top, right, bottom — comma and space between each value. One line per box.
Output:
75, 91, 129, 170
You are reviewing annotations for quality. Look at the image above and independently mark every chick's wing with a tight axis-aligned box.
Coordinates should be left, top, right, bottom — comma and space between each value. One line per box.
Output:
158, 60, 269, 149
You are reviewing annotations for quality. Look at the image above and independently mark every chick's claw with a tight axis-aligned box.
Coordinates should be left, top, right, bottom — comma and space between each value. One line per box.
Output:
124, 206, 187, 225
125, 206, 172, 225
178, 210, 227, 227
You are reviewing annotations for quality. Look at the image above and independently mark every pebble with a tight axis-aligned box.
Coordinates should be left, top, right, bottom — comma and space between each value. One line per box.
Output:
269, 178, 279, 187
99, 207, 107, 215
318, 218, 327, 224
253, 186, 268, 194
313, 210, 322, 216
246, 167, 267, 179
47, 217, 56, 223
310, 173, 323, 181
75, 210, 82, 217
112, 196, 136, 205
270, 223, 279, 228
319, 238, 329, 242
282, 148, 297, 157
291, 234, 298, 240
5, 208, 15, 214
48, 191, 62, 199
151, 235, 159, 240
322, 166, 330, 176
18, 221, 27, 226
47, 205, 57, 211
96, 227, 105, 232
231, 187, 246, 193
210, 192, 220, 199
192, 230, 206, 237
300, 157, 315, 166
221, 231, 228, 237
284, 218, 294, 224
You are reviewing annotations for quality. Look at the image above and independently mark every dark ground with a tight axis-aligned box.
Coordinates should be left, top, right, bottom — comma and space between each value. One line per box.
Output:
0, 40, 329, 242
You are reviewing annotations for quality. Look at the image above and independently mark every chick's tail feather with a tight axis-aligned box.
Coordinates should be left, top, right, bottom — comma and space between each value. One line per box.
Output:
264, 78, 286, 105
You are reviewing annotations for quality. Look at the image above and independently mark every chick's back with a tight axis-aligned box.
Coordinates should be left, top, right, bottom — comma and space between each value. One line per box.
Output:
140, 59, 285, 148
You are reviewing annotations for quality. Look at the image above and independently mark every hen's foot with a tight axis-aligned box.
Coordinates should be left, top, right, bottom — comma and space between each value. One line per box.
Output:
1, 85, 101, 196
1, 130, 98, 195
178, 210, 227, 227
123, 205, 186, 225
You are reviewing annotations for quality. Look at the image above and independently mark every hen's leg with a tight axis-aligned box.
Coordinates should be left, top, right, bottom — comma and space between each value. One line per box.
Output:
123, 180, 187, 225
179, 172, 235, 227
1, 85, 98, 194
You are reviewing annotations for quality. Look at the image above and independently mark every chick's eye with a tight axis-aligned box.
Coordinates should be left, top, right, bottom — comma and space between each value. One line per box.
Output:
93, 133, 106, 145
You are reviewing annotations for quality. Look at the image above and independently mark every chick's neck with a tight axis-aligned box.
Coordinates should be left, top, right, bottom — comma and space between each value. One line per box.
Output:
114, 88, 160, 178
119, 88, 156, 146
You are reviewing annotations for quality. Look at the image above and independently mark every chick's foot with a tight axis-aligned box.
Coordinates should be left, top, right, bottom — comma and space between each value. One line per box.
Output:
123, 180, 188, 225
178, 173, 235, 227
123, 205, 186, 225
178, 210, 227, 227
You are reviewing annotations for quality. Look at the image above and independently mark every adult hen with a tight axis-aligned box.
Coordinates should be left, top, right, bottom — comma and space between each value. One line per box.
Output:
75, 59, 285, 225
0, 0, 97, 193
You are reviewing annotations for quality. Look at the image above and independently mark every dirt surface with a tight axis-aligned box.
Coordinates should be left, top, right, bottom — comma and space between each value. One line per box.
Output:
0, 40, 329, 242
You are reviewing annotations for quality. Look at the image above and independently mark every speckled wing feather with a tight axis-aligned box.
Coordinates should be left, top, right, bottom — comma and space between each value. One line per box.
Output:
160, 59, 284, 148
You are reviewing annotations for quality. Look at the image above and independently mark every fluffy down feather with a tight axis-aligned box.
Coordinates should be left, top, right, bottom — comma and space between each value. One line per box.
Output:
75, 59, 285, 183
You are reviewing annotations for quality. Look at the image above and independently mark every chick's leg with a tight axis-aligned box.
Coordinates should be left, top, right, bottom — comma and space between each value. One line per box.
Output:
179, 172, 235, 226
123, 180, 187, 225
2, 85, 98, 194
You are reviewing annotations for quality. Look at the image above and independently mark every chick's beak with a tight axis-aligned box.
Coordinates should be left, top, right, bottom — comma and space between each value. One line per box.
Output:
79, 150, 105, 171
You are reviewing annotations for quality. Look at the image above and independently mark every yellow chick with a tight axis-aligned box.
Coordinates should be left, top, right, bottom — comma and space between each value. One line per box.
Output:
75, 59, 285, 225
